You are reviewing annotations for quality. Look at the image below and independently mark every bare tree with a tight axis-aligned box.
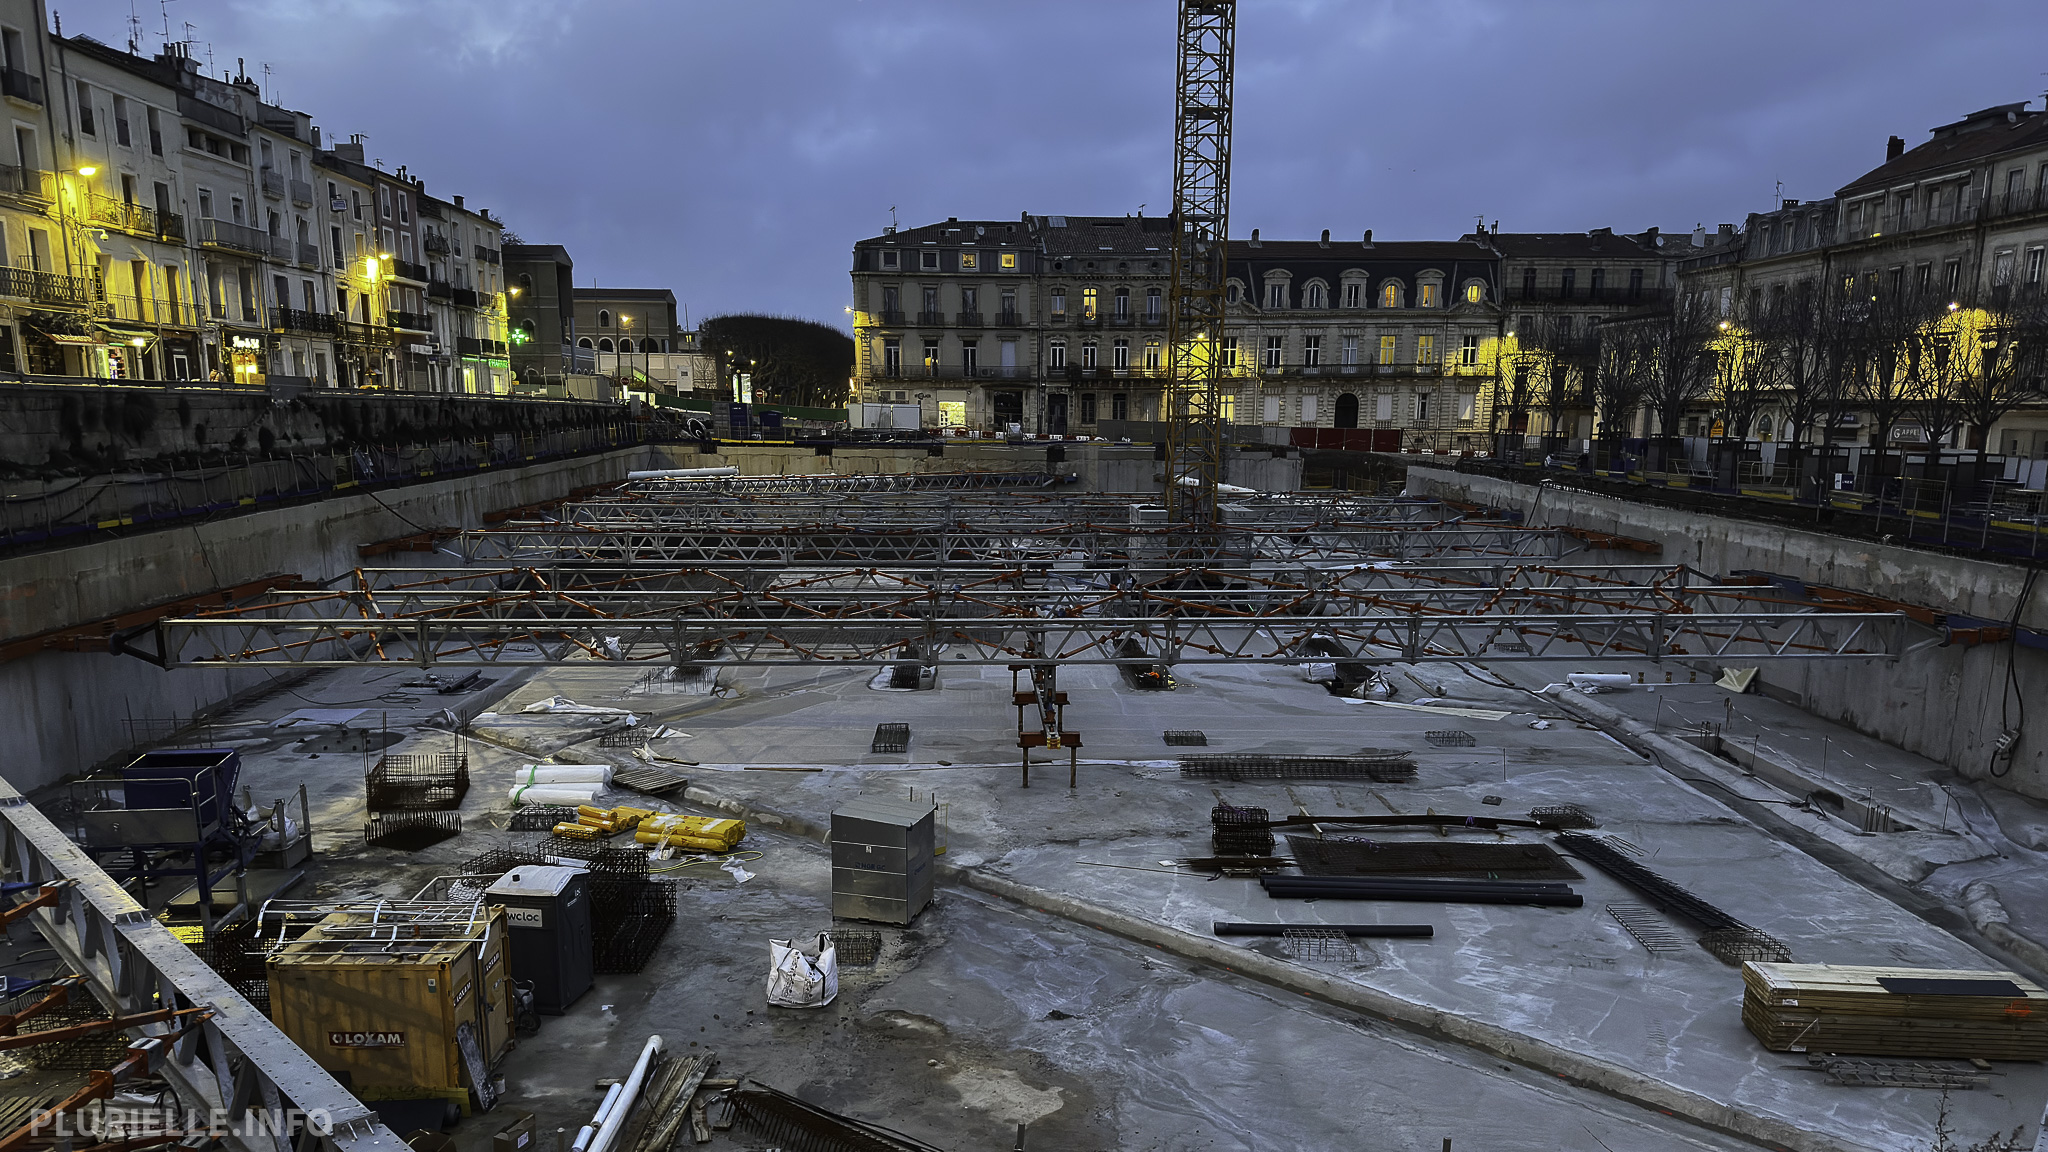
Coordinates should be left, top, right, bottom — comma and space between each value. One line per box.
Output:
1635, 290, 1718, 473
1953, 285, 2048, 467
1592, 320, 1652, 470
1846, 280, 1927, 491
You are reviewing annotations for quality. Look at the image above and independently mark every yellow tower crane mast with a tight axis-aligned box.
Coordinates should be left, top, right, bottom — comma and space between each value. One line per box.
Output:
1163, 0, 1237, 532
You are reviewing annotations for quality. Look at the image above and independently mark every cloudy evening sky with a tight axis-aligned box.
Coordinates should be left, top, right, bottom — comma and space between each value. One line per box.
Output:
68, 0, 2048, 329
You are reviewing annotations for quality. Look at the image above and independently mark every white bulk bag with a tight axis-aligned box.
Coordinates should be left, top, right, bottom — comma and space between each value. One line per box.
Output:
765, 934, 839, 1009
512, 765, 613, 786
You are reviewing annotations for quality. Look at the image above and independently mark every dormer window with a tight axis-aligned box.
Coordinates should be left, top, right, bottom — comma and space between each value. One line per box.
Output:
1464, 283, 1484, 304
1418, 283, 1438, 308
1305, 283, 1327, 309
881, 250, 899, 270
960, 251, 978, 270
1380, 282, 1401, 308
921, 250, 939, 270
1267, 283, 1286, 309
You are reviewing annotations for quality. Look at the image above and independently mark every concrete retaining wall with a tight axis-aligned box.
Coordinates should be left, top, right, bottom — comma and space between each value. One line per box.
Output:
1404, 464, 2048, 799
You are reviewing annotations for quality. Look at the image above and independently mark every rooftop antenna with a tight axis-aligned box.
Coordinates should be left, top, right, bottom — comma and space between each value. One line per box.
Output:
126, 0, 142, 52
888, 205, 898, 229
1775, 178, 1783, 208
262, 61, 273, 103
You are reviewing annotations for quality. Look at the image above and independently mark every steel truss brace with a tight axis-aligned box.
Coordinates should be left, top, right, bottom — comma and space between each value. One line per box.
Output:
0, 781, 400, 1152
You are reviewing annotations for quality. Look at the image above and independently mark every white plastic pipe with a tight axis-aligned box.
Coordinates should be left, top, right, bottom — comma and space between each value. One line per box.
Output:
626, 466, 740, 480
1566, 673, 1633, 689
511, 765, 613, 786
1175, 475, 1258, 496
582, 1034, 664, 1152
507, 783, 603, 807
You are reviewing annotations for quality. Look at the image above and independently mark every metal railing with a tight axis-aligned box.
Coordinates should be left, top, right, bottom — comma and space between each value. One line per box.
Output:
0, 266, 95, 306
274, 307, 337, 334
102, 293, 200, 327
427, 279, 453, 299
474, 244, 501, 264
388, 310, 433, 332
452, 287, 479, 308
289, 178, 313, 206
995, 310, 1023, 327
916, 310, 945, 325
423, 233, 452, 254
258, 167, 284, 198
955, 312, 983, 327
297, 241, 320, 267
1, 67, 42, 103
0, 163, 52, 201
196, 218, 269, 255
391, 258, 428, 283
877, 310, 905, 325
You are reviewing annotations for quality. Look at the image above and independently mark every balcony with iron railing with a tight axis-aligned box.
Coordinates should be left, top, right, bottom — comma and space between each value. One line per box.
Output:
427, 279, 453, 299
423, 233, 453, 255
1107, 312, 1136, 327
388, 310, 434, 332
196, 217, 269, 255
954, 312, 983, 327
456, 336, 508, 357
390, 258, 429, 284
1141, 311, 1166, 327
337, 320, 393, 348
994, 310, 1023, 327
259, 167, 285, 199
474, 245, 501, 264
86, 194, 185, 242
872, 364, 1041, 382
289, 178, 313, 207
0, 164, 53, 203
267, 234, 294, 262
916, 310, 945, 325
1986, 187, 2048, 221
0, 266, 96, 307
1, 68, 42, 105
101, 293, 199, 327
452, 287, 479, 309
297, 242, 320, 267
876, 310, 905, 325
273, 307, 337, 334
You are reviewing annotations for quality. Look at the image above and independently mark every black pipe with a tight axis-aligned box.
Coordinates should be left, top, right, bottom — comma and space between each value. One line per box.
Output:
1261, 876, 1573, 894
1260, 885, 1583, 908
1213, 922, 1433, 938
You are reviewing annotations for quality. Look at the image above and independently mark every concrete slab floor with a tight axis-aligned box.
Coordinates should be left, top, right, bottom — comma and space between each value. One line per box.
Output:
42, 653, 2048, 1152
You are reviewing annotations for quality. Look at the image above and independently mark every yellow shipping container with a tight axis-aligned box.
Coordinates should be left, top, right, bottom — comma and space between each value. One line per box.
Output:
267, 908, 512, 1100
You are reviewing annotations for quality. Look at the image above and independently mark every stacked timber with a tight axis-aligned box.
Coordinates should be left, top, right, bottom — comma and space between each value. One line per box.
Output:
1742, 962, 2048, 1060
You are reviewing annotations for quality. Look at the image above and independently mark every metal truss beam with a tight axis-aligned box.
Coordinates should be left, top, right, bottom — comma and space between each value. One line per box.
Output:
1164, 0, 1236, 526
620, 471, 1060, 496
141, 561, 1906, 668
455, 524, 1586, 565
0, 781, 398, 1152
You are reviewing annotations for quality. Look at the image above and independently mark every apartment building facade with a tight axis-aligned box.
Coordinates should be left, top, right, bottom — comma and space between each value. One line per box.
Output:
1671, 100, 2048, 460
0, 1, 510, 392
572, 287, 710, 396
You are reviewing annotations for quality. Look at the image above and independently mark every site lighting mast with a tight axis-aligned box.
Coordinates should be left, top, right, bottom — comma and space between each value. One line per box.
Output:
1163, 0, 1236, 530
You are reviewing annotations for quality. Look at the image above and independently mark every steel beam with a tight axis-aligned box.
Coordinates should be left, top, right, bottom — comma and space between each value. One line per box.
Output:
0, 780, 400, 1152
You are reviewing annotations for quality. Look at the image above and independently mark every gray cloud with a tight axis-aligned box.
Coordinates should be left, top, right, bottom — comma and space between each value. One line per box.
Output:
71, 0, 2048, 329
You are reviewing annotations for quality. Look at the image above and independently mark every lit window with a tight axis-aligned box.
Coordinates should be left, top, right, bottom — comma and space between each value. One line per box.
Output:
1378, 335, 1397, 364
1419, 283, 1438, 308
960, 251, 978, 270
1051, 289, 1067, 316
1082, 288, 1098, 319
1464, 283, 1482, 304
1000, 252, 1017, 270
1144, 341, 1161, 370
1380, 283, 1400, 308
1416, 335, 1435, 365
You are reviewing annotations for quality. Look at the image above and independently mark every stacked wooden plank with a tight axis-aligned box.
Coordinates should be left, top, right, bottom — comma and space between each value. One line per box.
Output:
1742, 963, 2048, 1060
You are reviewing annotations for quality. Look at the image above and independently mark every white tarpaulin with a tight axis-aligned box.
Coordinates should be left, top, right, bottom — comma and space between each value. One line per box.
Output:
520, 696, 636, 717
766, 935, 838, 1008
1715, 666, 1759, 694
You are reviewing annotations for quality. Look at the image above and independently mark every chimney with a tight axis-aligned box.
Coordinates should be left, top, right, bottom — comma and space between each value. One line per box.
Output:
1887, 134, 1905, 161
1319, 229, 1330, 248
1250, 228, 1261, 248
1362, 228, 1373, 247
453, 194, 464, 209
1692, 224, 1706, 247
1718, 223, 1736, 236
883, 225, 896, 235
